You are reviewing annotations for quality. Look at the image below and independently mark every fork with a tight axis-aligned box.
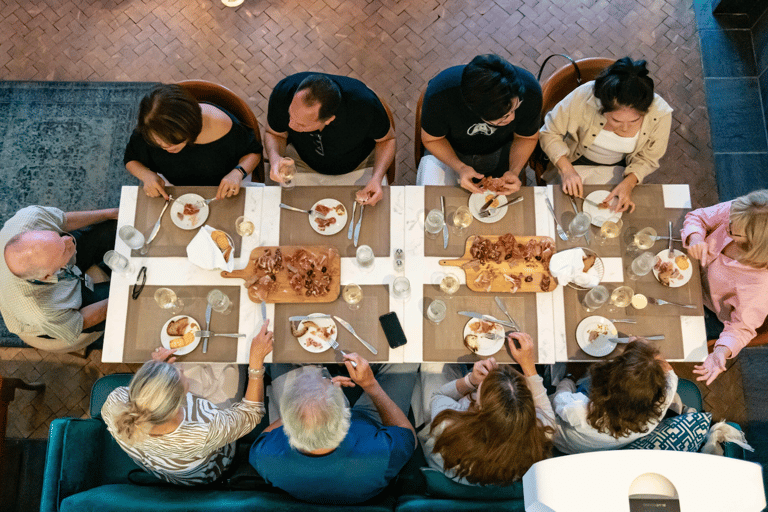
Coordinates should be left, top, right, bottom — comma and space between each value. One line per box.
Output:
279, 203, 327, 218
328, 339, 357, 368
544, 196, 570, 241
193, 331, 246, 338
646, 297, 697, 309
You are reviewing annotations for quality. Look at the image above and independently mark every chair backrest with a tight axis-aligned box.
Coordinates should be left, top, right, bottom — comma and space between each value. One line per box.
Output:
374, 92, 397, 185
177, 80, 265, 183
17, 330, 103, 353
414, 87, 426, 169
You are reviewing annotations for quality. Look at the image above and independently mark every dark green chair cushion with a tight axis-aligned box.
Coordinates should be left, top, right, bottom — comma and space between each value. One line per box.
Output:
676, 378, 702, 411
396, 494, 526, 512
419, 468, 524, 500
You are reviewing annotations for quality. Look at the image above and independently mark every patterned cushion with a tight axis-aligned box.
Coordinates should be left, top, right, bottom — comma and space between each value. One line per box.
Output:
625, 412, 712, 451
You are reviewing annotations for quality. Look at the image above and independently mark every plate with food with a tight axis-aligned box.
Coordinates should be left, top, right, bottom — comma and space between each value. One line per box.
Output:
653, 249, 693, 287
468, 193, 509, 223
290, 313, 337, 353
309, 199, 348, 236
463, 318, 505, 356
210, 229, 234, 263
160, 315, 201, 356
576, 316, 618, 357
171, 194, 209, 230
582, 190, 622, 227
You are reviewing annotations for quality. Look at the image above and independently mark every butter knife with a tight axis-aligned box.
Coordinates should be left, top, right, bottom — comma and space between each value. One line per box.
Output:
288, 315, 332, 322
354, 204, 364, 247
668, 221, 674, 254
607, 335, 665, 343
347, 201, 356, 240
544, 196, 570, 241
479, 194, 496, 213
457, 311, 516, 330
333, 315, 377, 354
145, 197, 172, 245
441, 196, 448, 249
261, 301, 267, 323
493, 297, 520, 332
202, 303, 212, 354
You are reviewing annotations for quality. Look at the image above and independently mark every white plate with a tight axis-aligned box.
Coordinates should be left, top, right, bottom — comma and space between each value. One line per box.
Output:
309, 199, 348, 236
576, 316, 618, 357
468, 193, 509, 224
463, 318, 505, 356
582, 190, 622, 227
293, 313, 337, 353
160, 315, 201, 356
171, 194, 210, 230
653, 249, 693, 288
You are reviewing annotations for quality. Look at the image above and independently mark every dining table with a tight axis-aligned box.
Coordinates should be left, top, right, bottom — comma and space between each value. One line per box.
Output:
102, 183, 708, 365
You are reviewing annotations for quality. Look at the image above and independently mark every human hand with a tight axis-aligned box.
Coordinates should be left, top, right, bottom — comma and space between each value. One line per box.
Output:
469, 357, 498, 386
344, 353, 377, 390
693, 346, 730, 386
216, 170, 243, 200
269, 160, 283, 183
458, 166, 484, 194
688, 236, 709, 266
152, 347, 177, 364
508, 332, 536, 376
356, 179, 383, 206
499, 171, 522, 195
141, 171, 169, 200
331, 375, 356, 388
559, 163, 583, 198
248, 319, 274, 367
605, 179, 636, 213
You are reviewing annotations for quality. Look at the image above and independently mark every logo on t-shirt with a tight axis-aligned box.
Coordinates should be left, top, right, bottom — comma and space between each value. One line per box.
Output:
467, 123, 497, 136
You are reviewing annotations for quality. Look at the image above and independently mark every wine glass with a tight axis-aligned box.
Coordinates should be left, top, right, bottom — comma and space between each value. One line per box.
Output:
608, 285, 634, 313
627, 227, 657, 255
596, 219, 623, 246
439, 274, 460, 298
207, 289, 233, 315
235, 216, 255, 237
343, 283, 363, 310
627, 252, 656, 280
154, 287, 184, 315
279, 158, 296, 189
448, 206, 473, 236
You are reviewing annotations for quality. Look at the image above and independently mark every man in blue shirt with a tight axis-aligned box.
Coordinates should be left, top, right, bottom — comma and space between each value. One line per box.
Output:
250, 355, 418, 505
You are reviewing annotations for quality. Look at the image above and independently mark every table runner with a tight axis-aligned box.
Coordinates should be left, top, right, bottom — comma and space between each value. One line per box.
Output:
421, 285, 539, 363
133, 186, 246, 257
424, 186, 536, 257
278, 186, 390, 257
272, 285, 391, 363
122, 285, 240, 363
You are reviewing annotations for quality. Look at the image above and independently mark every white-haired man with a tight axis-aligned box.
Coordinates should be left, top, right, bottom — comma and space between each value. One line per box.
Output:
250, 355, 418, 505
0, 205, 118, 350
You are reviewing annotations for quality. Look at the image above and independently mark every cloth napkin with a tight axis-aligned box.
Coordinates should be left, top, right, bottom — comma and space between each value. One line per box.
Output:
186, 225, 235, 272
549, 248, 601, 288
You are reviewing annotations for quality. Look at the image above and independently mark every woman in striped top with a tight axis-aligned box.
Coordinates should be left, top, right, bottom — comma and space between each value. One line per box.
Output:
102, 320, 273, 486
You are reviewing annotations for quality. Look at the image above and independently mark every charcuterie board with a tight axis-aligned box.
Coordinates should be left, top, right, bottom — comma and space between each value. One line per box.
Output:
222, 246, 340, 303
439, 235, 557, 293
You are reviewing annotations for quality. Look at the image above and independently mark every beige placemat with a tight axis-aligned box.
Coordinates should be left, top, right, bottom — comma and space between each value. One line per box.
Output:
272, 285, 391, 363
424, 186, 536, 257
278, 186, 390, 257
562, 285, 685, 361
133, 186, 245, 257
422, 285, 539, 363
122, 285, 240, 363
552, 186, 617, 256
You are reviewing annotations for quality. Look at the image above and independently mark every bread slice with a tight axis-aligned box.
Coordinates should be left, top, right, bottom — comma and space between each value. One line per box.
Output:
167, 317, 189, 336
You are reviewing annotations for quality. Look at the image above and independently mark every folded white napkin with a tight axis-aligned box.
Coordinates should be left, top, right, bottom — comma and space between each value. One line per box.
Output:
186, 225, 235, 272
549, 248, 601, 288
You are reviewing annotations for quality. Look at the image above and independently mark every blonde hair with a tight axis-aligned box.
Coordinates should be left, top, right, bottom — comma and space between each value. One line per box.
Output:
114, 361, 185, 441
730, 189, 768, 268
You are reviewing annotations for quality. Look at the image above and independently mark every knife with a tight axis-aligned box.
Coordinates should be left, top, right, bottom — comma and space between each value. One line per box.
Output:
202, 303, 212, 354
668, 221, 674, 254
347, 201, 356, 240
493, 297, 520, 332
606, 335, 665, 343
485, 196, 524, 214
288, 315, 332, 322
479, 194, 497, 213
354, 204, 364, 247
441, 196, 448, 249
333, 315, 378, 354
570, 197, 590, 245
261, 301, 267, 323
145, 197, 172, 245
457, 311, 516, 330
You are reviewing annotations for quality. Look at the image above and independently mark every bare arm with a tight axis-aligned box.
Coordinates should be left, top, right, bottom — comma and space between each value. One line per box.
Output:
356, 126, 396, 206
507, 132, 538, 177
264, 123, 288, 182
422, 130, 483, 193
63, 209, 119, 232
126, 160, 169, 199
80, 298, 108, 330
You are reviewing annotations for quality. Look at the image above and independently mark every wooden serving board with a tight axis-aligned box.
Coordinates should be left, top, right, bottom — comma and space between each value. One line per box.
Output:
439, 235, 557, 293
221, 246, 340, 303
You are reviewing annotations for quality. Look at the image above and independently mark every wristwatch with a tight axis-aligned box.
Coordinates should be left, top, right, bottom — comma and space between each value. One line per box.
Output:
235, 165, 247, 178
248, 366, 266, 379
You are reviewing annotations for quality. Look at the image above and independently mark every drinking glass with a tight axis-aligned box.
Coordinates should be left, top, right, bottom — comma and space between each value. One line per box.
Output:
596, 219, 623, 246
448, 206, 473, 236
439, 274, 460, 298
424, 209, 444, 239
581, 285, 609, 312
608, 285, 634, 313
355, 244, 375, 271
154, 287, 184, 315
279, 157, 296, 189
392, 276, 411, 299
427, 299, 447, 324
343, 283, 363, 310
627, 227, 657, 255
568, 211, 592, 239
103, 250, 135, 276
118, 225, 147, 255
207, 289, 233, 315
235, 216, 255, 237
627, 252, 656, 280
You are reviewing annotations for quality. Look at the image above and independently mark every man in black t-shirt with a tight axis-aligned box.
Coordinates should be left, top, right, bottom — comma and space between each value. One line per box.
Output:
265, 73, 395, 206
417, 55, 542, 194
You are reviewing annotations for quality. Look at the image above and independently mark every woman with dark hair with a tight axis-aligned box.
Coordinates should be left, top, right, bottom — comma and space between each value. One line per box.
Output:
124, 84, 263, 200
539, 57, 673, 212
421, 332, 555, 485
552, 340, 678, 454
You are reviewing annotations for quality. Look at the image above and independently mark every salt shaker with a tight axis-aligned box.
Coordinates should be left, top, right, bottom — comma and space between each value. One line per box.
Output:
394, 248, 404, 273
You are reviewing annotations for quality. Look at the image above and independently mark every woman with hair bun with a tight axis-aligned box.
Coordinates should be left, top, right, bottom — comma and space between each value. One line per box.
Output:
539, 57, 673, 212
101, 321, 273, 486
682, 189, 768, 385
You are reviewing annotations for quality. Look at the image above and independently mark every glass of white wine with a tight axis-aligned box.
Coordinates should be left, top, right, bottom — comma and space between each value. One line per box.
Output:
627, 227, 657, 255
279, 157, 296, 189
235, 216, 255, 237
608, 285, 634, 313
596, 219, 623, 246
154, 287, 184, 315
439, 273, 460, 298
343, 283, 363, 310
448, 206, 473, 236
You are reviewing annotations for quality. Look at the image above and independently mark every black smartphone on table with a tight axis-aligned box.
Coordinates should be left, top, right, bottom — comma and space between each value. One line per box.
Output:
379, 312, 408, 349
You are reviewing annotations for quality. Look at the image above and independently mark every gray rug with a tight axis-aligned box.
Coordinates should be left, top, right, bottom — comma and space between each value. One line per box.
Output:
739, 346, 768, 507
0, 81, 158, 347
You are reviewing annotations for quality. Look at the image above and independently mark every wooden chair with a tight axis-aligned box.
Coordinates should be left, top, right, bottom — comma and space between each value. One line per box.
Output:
177, 80, 265, 183
414, 87, 427, 170
374, 92, 397, 185
0, 376, 45, 478
529, 56, 616, 184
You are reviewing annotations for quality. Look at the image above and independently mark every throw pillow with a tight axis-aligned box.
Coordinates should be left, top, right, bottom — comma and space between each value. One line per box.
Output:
625, 412, 712, 451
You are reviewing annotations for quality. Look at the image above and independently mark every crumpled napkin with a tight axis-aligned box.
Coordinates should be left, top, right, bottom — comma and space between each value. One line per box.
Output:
701, 420, 754, 456
549, 248, 601, 288
186, 225, 234, 272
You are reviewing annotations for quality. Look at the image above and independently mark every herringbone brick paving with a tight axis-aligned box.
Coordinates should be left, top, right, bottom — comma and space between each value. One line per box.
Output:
0, 0, 743, 438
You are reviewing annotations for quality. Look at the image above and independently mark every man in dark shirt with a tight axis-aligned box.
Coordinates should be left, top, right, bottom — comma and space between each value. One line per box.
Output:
417, 54, 542, 194
264, 73, 395, 206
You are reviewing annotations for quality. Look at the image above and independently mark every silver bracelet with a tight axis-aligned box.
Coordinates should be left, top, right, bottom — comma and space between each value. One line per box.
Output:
248, 366, 266, 379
